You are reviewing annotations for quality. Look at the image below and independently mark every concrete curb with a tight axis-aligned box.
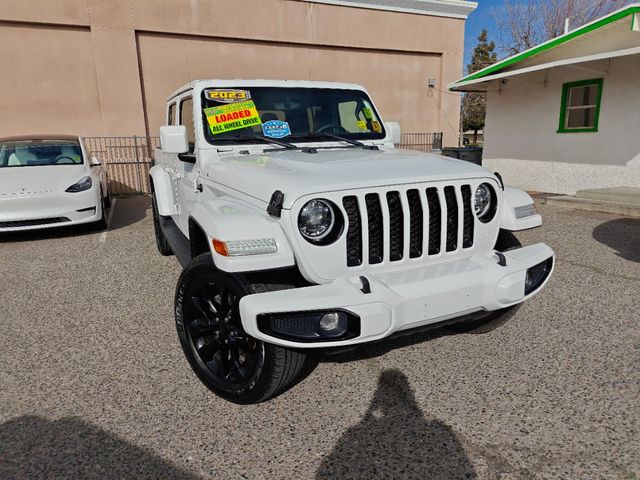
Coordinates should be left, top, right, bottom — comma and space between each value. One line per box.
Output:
538, 195, 640, 218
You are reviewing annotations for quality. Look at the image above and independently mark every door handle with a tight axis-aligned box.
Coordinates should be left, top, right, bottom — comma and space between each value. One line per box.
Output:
195, 182, 203, 193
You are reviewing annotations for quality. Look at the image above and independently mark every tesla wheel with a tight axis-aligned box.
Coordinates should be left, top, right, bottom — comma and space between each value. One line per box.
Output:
175, 254, 315, 404
448, 230, 523, 334
152, 194, 173, 256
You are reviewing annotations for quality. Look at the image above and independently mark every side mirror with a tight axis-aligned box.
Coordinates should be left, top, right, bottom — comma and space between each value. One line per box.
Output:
160, 125, 189, 154
386, 122, 401, 145
90, 155, 101, 166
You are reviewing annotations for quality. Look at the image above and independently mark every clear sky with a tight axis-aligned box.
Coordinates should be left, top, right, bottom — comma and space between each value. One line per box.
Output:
463, 0, 503, 73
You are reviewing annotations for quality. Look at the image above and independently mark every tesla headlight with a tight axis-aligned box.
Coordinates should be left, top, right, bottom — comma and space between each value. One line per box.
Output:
474, 183, 497, 222
298, 199, 337, 243
66, 176, 92, 193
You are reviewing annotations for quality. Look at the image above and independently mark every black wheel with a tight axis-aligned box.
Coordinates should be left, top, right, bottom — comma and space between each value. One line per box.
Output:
152, 194, 173, 256
448, 230, 523, 334
175, 254, 316, 404
94, 193, 108, 230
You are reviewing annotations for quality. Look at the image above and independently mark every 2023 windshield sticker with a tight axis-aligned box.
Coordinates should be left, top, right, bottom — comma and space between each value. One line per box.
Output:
204, 100, 262, 135
204, 89, 252, 104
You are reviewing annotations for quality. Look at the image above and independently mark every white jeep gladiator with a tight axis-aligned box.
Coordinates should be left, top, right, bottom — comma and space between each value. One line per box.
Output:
150, 80, 554, 404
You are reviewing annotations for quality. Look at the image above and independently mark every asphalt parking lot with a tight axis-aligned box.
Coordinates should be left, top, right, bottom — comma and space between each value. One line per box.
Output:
1, 196, 638, 479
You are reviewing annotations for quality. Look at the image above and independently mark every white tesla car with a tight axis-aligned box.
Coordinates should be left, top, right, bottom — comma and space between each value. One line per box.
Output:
0, 135, 110, 232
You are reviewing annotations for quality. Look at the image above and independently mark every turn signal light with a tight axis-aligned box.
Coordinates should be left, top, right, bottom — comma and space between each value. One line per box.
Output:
212, 238, 277, 257
212, 239, 229, 256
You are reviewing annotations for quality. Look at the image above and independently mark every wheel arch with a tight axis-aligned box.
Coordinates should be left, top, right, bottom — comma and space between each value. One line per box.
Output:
500, 186, 542, 231
189, 198, 296, 273
149, 165, 177, 216
188, 216, 210, 260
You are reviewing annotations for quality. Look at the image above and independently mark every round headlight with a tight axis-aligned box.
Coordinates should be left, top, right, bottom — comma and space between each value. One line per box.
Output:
298, 199, 335, 241
474, 183, 497, 222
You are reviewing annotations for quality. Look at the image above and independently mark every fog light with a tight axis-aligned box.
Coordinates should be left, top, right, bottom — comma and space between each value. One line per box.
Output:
319, 312, 340, 331
257, 310, 359, 342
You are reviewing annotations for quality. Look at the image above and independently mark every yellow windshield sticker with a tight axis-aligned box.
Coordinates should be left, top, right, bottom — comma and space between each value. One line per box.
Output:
204, 100, 262, 135
205, 89, 251, 103
357, 120, 368, 131
371, 120, 381, 133
363, 108, 373, 120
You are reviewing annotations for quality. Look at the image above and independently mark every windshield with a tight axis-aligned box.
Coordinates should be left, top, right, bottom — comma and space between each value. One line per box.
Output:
201, 87, 386, 145
0, 140, 83, 168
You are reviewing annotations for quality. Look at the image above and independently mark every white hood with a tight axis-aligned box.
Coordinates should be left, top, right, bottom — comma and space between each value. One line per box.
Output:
208, 148, 495, 208
0, 165, 86, 195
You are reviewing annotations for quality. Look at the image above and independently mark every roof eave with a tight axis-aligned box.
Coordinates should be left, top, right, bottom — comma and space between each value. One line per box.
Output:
450, 3, 640, 90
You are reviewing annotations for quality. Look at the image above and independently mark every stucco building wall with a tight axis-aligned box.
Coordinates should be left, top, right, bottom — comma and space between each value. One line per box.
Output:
482, 55, 640, 194
0, 0, 467, 144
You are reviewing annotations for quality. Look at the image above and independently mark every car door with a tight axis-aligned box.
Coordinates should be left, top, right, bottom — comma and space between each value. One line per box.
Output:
175, 95, 199, 234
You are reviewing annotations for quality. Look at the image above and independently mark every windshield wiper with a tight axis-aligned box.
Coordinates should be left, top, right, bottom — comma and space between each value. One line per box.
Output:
230, 134, 297, 150
227, 135, 318, 154
305, 133, 380, 150
304, 133, 379, 150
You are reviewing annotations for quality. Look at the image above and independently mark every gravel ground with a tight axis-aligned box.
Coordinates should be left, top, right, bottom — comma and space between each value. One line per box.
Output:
0, 197, 638, 479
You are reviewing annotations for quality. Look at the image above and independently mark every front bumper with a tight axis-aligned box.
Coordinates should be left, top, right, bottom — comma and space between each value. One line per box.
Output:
239, 242, 555, 348
0, 188, 101, 232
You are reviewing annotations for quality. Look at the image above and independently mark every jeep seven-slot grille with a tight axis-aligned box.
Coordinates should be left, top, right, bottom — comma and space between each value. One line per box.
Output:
344, 185, 474, 267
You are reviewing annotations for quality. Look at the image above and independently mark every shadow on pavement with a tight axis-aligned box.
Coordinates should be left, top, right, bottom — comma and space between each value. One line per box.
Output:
107, 194, 150, 231
0, 416, 199, 480
323, 324, 453, 364
316, 369, 477, 479
592, 218, 640, 263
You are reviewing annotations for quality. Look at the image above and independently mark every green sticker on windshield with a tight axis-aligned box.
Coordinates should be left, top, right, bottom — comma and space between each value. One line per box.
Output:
204, 100, 262, 135
363, 108, 373, 119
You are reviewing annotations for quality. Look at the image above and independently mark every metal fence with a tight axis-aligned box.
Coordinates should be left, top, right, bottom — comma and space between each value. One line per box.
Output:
83, 132, 443, 195
396, 132, 443, 153
83, 136, 159, 195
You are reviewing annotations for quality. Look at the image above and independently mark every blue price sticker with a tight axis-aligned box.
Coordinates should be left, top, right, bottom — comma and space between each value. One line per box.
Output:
262, 120, 291, 139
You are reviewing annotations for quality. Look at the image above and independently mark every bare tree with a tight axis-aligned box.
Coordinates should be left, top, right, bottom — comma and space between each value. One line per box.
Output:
493, 0, 631, 56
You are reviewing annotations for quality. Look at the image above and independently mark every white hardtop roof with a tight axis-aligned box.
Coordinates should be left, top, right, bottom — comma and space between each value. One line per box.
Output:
168, 79, 367, 101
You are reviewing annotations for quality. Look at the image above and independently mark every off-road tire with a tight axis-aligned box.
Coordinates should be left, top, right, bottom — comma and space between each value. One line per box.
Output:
175, 254, 316, 404
152, 194, 173, 256
448, 230, 523, 334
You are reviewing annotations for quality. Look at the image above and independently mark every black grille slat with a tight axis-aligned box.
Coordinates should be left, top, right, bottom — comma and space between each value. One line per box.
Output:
365, 193, 383, 264
426, 188, 441, 255
343, 196, 362, 267
386, 191, 404, 261
0, 217, 70, 229
444, 186, 458, 252
461, 185, 474, 248
407, 189, 423, 258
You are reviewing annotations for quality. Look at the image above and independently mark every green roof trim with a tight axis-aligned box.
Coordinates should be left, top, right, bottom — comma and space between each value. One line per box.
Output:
453, 5, 640, 86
